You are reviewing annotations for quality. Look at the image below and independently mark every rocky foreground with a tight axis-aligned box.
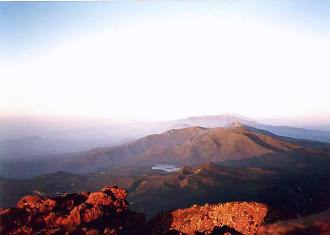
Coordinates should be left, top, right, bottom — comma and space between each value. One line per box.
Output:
257, 208, 330, 235
148, 202, 267, 235
0, 186, 144, 235
0, 186, 329, 235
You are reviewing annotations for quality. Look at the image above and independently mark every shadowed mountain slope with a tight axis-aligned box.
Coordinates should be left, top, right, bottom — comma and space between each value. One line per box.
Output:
1, 123, 329, 179
2, 158, 330, 220
257, 208, 330, 235
64, 123, 328, 173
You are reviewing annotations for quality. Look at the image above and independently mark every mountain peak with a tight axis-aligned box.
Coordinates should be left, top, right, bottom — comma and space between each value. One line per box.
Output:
226, 121, 245, 128
164, 126, 208, 136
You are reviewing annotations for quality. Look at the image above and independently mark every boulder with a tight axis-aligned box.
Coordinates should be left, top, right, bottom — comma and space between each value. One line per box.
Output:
0, 186, 144, 235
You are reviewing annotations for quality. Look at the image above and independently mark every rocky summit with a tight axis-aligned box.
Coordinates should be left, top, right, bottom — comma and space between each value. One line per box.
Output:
1, 185, 329, 235
148, 202, 268, 235
0, 186, 144, 235
0, 185, 268, 235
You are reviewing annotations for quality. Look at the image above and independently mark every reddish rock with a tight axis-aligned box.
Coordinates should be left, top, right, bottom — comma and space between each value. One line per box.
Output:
0, 208, 28, 234
148, 202, 268, 235
6, 186, 312, 235
17, 195, 56, 214
53, 192, 89, 212
87, 192, 114, 207
102, 186, 128, 200
101, 186, 129, 213
0, 186, 144, 235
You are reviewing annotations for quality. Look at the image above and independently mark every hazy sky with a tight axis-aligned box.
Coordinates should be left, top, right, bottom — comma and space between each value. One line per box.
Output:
1, 1, 330, 122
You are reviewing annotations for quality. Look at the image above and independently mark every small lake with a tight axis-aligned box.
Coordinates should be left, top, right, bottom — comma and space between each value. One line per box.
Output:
151, 164, 180, 172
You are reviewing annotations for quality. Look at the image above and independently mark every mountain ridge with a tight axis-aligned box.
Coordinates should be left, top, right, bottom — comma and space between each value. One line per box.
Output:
1, 123, 329, 179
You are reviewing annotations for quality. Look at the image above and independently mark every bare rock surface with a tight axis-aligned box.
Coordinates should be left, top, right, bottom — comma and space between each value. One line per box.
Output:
0, 186, 144, 235
148, 202, 268, 235
4, 185, 327, 235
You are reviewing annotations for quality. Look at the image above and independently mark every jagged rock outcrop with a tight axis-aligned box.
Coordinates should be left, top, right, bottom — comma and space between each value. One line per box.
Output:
0, 186, 144, 234
4, 185, 309, 235
148, 202, 268, 235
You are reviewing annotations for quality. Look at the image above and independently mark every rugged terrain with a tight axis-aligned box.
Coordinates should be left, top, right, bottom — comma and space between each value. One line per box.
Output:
0, 186, 144, 235
2, 160, 330, 220
2, 123, 329, 179
1, 124, 330, 234
0, 185, 268, 235
148, 202, 268, 235
1, 185, 329, 235
2, 115, 329, 160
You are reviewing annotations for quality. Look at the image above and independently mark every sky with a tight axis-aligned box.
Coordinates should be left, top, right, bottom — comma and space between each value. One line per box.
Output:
1, 1, 330, 123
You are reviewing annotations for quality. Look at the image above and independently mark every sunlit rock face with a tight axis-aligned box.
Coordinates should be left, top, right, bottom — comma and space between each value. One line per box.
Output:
148, 202, 268, 235
4, 185, 327, 235
0, 185, 270, 235
0, 186, 145, 235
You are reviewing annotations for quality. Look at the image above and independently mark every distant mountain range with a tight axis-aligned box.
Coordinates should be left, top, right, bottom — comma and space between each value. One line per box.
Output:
0, 136, 124, 159
63, 122, 329, 174
1, 122, 329, 179
169, 114, 330, 143
1, 114, 330, 162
